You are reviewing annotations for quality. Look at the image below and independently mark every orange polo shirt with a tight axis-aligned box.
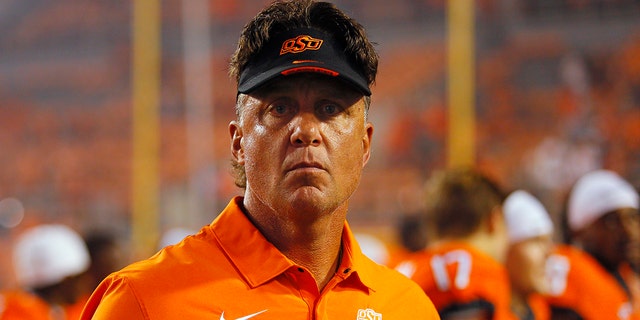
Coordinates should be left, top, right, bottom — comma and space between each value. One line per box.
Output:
81, 197, 439, 319
395, 242, 517, 320
545, 244, 640, 320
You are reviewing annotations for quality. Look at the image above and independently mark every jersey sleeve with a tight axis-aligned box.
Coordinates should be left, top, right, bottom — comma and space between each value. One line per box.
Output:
80, 275, 148, 320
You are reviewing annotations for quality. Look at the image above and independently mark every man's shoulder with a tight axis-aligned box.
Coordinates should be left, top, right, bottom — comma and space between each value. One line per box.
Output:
417, 242, 504, 272
357, 261, 440, 318
392, 243, 503, 285
362, 258, 431, 297
549, 244, 606, 275
547, 244, 626, 294
108, 228, 227, 286
83, 229, 237, 318
545, 246, 634, 318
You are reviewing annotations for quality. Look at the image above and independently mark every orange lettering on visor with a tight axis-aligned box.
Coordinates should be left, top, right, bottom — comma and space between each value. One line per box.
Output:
280, 35, 323, 54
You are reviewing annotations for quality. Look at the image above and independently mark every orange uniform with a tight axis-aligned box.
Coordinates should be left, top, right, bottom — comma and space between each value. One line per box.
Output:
81, 197, 440, 319
527, 294, 550, 320
0, 290, 86, 320
620, 263, 640, 314
545, 244, 640, 320
395, 242, 517, 320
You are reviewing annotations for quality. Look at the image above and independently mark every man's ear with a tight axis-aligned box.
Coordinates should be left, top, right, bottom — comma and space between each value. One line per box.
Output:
362, 123, 373, 167
229, 121, 244, 165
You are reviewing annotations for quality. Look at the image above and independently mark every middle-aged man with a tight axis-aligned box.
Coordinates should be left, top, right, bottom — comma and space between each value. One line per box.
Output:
81, 1, 440, 319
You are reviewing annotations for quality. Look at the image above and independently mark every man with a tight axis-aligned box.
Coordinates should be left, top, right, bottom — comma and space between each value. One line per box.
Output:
81, 1, 439, 319
545, 169, 640, 320
503, 190, 554, 320
395, 167, 516, 320
1, 224, 91, 320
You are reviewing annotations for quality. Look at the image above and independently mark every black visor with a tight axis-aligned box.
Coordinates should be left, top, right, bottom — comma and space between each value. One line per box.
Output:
237, 27, 370, 95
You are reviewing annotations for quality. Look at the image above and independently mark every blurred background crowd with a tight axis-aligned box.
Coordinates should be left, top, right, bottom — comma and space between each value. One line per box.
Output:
1, 0, 640, 305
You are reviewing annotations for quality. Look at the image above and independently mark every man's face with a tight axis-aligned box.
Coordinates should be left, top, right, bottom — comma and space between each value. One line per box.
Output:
230, 74, 373, 218
506, 235, 553, 295
580, 208, 640, 270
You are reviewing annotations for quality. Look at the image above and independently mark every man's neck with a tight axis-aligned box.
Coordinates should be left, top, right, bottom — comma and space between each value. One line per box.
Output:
278, 232, 344, 291
241, 195, 347, 290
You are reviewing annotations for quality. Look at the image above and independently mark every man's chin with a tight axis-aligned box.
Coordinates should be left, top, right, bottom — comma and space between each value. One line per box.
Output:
287, 187, 339, 213
289, 187, 324, 204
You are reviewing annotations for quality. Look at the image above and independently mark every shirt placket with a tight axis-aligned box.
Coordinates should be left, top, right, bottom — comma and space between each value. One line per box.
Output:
285, 266, 320, 320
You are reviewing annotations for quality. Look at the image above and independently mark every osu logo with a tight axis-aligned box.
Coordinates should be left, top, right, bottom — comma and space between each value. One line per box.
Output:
356, 308, 382, 320
280, 35, 323, 54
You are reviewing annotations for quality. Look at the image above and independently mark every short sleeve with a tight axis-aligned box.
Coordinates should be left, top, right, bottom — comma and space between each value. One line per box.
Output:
81, 275, 148, 320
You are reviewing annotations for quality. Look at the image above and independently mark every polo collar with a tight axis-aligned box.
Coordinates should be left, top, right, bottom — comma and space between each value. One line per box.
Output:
211, 197, 376, 293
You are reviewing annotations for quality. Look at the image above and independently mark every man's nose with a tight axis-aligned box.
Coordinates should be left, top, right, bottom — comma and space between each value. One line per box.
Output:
290, 113, 322, 147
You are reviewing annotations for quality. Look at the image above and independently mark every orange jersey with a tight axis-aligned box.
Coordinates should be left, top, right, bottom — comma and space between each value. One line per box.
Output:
395, 242, 517, 320
527, 294, 550, 320
81, 197, 440, 320
386, 246, 418, 269
545, 244, 640, 320
0, 290, 87, 320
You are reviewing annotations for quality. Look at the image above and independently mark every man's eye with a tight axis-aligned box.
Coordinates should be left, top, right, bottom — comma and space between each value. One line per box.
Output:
320, 104, 340, 116
271, 104, 289, 115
